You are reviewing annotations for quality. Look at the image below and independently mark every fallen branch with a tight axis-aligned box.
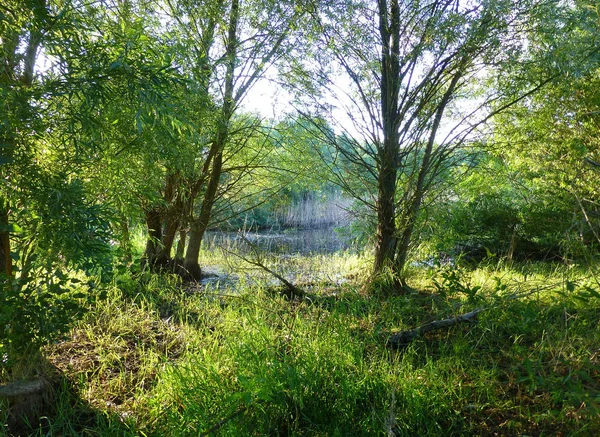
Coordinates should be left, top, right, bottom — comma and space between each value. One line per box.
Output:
200, 406, 247, 436
387, 308, 484, 349
224, 233, 304, 299
386, 278, 570, 350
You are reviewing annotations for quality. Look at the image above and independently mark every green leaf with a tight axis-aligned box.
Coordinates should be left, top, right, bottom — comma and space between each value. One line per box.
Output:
8, 223, 22, 233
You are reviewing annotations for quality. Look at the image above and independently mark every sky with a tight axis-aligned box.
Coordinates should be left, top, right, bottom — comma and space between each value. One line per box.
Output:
240, 74, 295, 122
240, 68, 365, 139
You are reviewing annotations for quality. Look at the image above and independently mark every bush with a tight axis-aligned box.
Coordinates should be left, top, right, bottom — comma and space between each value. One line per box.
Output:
0, 178, 113, 363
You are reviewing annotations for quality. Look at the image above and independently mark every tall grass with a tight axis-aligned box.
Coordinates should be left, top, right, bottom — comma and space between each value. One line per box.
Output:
277, 192, 353, 229
5, 257, 599, 436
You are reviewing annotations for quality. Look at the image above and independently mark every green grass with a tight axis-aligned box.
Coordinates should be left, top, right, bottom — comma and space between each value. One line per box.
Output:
4, 256, 600, 436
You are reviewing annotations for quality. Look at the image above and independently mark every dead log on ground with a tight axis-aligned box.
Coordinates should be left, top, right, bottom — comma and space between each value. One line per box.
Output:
387, 308, 484, 349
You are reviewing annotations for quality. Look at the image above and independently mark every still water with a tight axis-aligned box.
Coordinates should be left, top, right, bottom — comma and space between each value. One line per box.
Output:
202, 227, 353, 255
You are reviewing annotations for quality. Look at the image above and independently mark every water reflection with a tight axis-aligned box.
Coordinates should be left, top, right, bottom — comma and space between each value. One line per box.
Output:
202, 227, 352, 255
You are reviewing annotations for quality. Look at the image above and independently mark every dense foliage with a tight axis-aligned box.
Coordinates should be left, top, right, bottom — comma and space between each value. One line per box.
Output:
1, 0, 600, 435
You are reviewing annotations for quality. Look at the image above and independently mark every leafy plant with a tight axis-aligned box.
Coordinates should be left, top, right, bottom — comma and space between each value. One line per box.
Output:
432, 265, 482, 301
0, 178, 113, 362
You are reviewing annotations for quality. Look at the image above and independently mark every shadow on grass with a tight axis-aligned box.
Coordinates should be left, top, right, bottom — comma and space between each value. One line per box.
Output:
301, 282, 600, 436
103, 270, 600, 436
1, 359, 139, 437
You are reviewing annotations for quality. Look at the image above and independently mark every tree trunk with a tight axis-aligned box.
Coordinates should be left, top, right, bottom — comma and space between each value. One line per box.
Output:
0, 200, 12, 278
507, 224, 518, 261
118, 213, 132, 263
156, 215, 179, 269
174, 229, 186, 269
373, 155, 398, 273
393, 63, 465, 281
181, 228, 203, 280
183, 152, 223, 280
373, 0, 401, 277
182, 0, 238, 281
143, 208, 163, 268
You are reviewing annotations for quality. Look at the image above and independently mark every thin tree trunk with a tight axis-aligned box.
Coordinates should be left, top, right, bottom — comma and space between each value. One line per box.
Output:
183, 152, 224, 280
394, 64, 465, 281
182, 0, 238, 280
118, 213, 132, 263
374, 156, 398, 273
507, 224, 518, 262
0, 200, 12, 278
174, 229, 186, 265
143, 208, 163, 268
181, 228, 202, 279
156, 215, 179, 268
150, 171, 181, 269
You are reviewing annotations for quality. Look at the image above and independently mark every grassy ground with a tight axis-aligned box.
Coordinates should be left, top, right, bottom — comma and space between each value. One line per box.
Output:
4, 252, 600, 436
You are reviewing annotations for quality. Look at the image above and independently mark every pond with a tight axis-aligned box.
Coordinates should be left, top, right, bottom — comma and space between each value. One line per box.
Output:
202, 227, 353, 256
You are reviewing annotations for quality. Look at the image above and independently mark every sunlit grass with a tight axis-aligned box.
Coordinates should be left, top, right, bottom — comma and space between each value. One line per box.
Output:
7, 254, 598, 436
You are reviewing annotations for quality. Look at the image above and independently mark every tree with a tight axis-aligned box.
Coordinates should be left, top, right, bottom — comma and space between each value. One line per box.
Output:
492, 0, 600, 258
0, 0, 185, 359
154, 0, 308, 279
291, 0, 558, 289
0, 0, 112, 358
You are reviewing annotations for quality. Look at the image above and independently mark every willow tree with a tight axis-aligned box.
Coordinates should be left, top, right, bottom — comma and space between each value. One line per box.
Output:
151, 0, 309, 279
0, 0, 186, 359
294, 0, 556, 289
0, 0, 112, 357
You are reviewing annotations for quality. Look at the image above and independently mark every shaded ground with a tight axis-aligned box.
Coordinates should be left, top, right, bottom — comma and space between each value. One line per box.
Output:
1, 360, 139, 436
5, 255, 600, 436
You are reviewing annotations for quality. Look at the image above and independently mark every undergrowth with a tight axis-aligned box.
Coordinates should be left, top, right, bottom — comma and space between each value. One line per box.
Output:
3, 258, 599, 436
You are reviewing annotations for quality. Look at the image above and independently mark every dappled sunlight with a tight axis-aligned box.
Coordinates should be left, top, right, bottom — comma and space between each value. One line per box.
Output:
32, 256, 600, 436
3, 0, 600, 435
